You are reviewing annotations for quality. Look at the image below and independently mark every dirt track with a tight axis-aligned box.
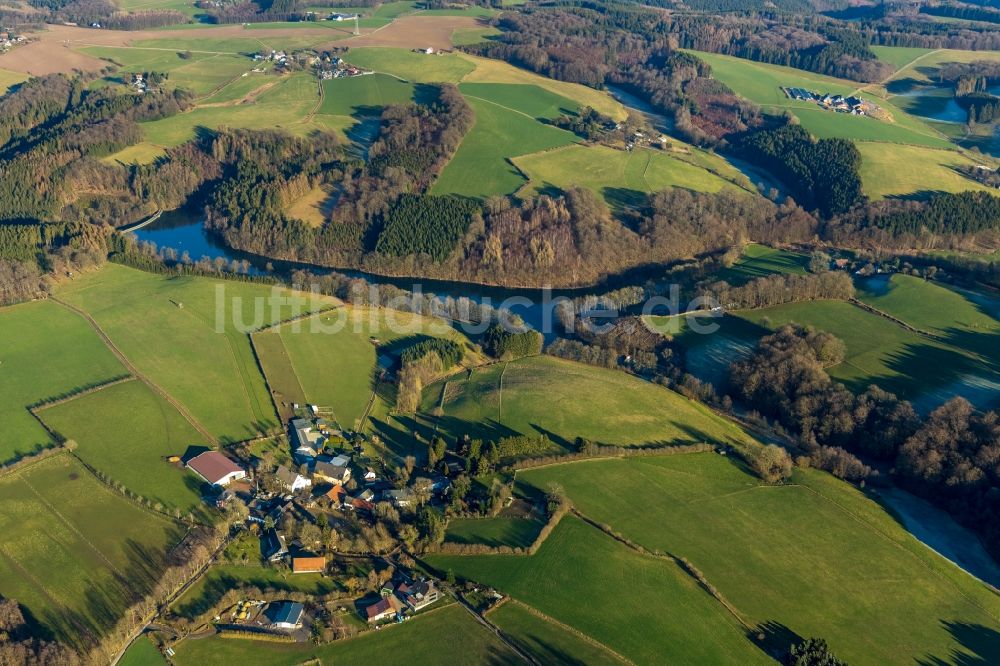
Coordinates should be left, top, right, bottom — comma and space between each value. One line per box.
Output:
0, 15, 485, 75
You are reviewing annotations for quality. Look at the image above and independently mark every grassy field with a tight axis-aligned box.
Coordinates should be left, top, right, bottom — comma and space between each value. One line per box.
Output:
319, 72, 416, 115
140, 72, 321, 149
0, 68, 27, 96
872, 45, 936, 72
432, 95, 578, 197
857, 142, 995, 199
120, 636, 167, 666
429, 516, 768, 665
714, 243, 809, 285
0, 300, 126, 462
487, 600, 626, 665
346, 47, 476, 83
170, 604, 518, 665
451, 26, 501, 47
263, 306, 474, 431
425, 355, 762, 450
879, 47, 1000, 86
509, 453, 1000, 664
38, 379, 207, 512
693, 50, 952, 148
656, 314, 768, 388
458, 82, 578, 121
735, 299, 981, 401
0, 454, 184, 649
856, 274, 1000, 410
444, 516, 543, 548
513, 143, 741, 209
80, 47, 254, 96
55, 264, 334, 442
116, 0, 201, 18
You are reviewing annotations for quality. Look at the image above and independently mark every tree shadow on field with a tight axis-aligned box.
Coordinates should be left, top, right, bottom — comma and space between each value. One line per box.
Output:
508, 635, 587, 665
747, 620, 803, 662
918, 621, 1000, 665
601, 186, 646, 212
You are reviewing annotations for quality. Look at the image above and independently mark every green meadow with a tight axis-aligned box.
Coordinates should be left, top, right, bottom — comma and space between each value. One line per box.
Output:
458, 82, 579, 120
115, 0, 201, 19
119, 636, 167, 666
80, 47, 253, 96
319, 72, 417, 116
55, 264, 334, 442
170, 604, 517, 665
0, 300, 126, 462
432, 95, 578, 197
346, 47, 475, 83
425, 355, 761, 450
735, 299, 985, 403
429, 516, 768, 665
513, 143, 740, 209
510, 453, 1000, 664
692, 50, 952, 148
486, 601, 624, 665
444, 516, 543, 548
266, 306, 474, 430
872, 45, 936, 72
38, 379, 207, 512
857, 142, 994, 199
716, 243, 809, 284
0, 454, 184, 649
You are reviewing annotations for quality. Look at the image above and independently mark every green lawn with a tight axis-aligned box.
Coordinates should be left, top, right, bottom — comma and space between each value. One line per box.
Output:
509, 453, 1000, 665
54, 264, 334, 442
425, 355, 762, 450
320, 73, 416, 115
715, 243, 810, 284
458, 82, 579, 121
0, 300, 126, 462
487, 600, 625, 665
871, 45, 937, 72
735, 299, 988, 405
432, 96, 578, 197
445, 516, 543, 548
80, 47, 253, 96
0, 454, 185, 650
856, 142, 995, 199
120, 636, 167, 666
451, 26, 501, 47
170, 604, 518, 665
429, 516, 768, 665
346, 47, 476, 83
140, 72, 321, 149
512, 143, 740, 210
692, 50, 952, 148
38, 379, 207, 512
268, 306, 474, 431
116, 0, 201, 19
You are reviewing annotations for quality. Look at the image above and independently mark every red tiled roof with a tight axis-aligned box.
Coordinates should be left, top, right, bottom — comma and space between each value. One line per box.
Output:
292, 556, 326, 573
187, 451, 243, 484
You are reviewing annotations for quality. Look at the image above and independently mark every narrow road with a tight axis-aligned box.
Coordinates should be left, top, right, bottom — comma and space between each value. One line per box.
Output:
50, 296, 218, 445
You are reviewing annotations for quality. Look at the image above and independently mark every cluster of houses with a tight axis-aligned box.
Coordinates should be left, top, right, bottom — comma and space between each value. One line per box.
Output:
365, 575, 441, 624
782, 87, 879, 117
315, 57, 371, 81
225, 599, 307, 632
0, 30, 25, 52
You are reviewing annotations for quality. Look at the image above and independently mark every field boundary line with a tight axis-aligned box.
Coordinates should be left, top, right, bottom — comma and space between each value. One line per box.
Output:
848, 297, 938, 338
49, 296, 218, 445
249, 330, 306, 422
570, 508, 756, 633
496, 598, 634, 665
18, 475, 128, 580
31, 375, 137, 413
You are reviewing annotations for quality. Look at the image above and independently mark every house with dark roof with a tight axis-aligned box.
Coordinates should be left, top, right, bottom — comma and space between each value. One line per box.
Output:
291, 418, 325, 460
186, 451, 246, 486
265, 601, 304, 630
276, 465, 312, 492
313, 461, 351, 485
383, 488, 415, 507
261, 528, 288, 562
396, 579, 440, 611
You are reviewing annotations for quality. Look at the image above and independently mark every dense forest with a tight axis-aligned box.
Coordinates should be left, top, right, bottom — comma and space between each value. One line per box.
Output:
736, 124, 864, 216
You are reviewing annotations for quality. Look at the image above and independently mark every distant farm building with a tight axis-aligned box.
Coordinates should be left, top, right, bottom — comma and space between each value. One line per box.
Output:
186, 451, 246, 486
264, 601, 304, 630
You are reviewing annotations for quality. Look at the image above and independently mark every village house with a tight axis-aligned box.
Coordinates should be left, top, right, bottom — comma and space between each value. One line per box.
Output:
291, 418, 326, 460
324, 484, 347, 506
264, 601, 304, 630
261, 528, 288, 562
396, 579, 440, 611
313, 461, 351, 485
291, 555, 326, 574
364, 596, 403, 623
186, 451, 246, 486
276, 465, 312, 492
383, 488, 415, 508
